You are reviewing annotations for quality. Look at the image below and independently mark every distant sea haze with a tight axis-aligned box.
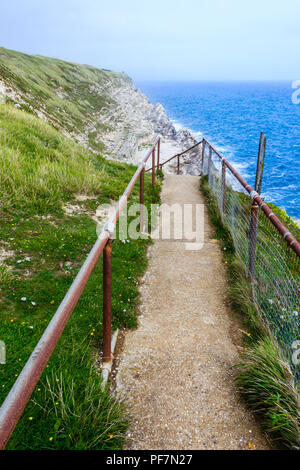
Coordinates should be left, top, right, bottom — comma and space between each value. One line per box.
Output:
138, 81, 300, 219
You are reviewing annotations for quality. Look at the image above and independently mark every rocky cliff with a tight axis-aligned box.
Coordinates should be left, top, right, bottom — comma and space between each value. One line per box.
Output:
0, 47, 202, 173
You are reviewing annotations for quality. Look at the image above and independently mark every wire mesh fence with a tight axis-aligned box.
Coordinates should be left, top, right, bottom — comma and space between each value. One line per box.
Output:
203, 140, 300, 382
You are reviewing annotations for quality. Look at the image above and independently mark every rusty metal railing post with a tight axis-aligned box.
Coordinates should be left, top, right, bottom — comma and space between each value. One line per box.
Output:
201, 139, 206, 174
177, 155, 180, 175
140, 168, 144, 232
255, 132, 266, 195
221, 159, 226, 216
152, 148, 155, 187
249, 202, 259, 279
102, 239, 113, 362
157, 139, 160, 170
248, 133, 266, 280
208, 146, 212, 184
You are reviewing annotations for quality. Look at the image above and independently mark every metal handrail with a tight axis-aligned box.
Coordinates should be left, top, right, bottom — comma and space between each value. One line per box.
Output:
203, 137, 300, 258
0, 136, 161, 450
2, 132, 299, 449
145, 139, 202, 173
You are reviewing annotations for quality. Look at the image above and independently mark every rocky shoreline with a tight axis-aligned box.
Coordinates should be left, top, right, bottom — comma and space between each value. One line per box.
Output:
98, 81, 202, 174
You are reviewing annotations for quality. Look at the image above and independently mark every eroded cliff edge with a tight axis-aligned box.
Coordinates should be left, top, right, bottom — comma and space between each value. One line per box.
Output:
0, 47, 201, 174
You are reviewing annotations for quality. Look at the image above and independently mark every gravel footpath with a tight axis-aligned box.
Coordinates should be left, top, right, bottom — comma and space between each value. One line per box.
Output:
116, 175, 269, 450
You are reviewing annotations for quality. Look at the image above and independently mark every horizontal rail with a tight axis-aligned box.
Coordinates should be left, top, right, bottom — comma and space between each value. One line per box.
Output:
146, 139, 202, 172
203, 138, 300, 258
0, 136, 161, 450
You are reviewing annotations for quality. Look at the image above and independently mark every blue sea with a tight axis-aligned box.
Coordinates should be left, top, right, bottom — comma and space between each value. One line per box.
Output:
137, 81, 300, 219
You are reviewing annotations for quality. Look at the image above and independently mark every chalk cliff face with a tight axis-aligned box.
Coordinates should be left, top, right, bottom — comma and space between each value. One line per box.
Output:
98, 81, 202, 173
0, 47, 202, 173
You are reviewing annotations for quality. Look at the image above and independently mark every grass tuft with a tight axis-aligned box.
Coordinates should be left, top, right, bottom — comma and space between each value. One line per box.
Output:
235, 336, 300, 449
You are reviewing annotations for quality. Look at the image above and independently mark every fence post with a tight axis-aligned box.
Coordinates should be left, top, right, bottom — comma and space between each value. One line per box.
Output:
249, 203, 259, 279
157, 139, 160, 171
208, 146, 212, 184
152, 148, 155, 187
201, 139, 206, 174
255, 132, 266, 195
103, 239, 113, 362
249, 133, 266, 279
140, 168, 144, 232
177, 155, 180, 175
221, 159, 226, 216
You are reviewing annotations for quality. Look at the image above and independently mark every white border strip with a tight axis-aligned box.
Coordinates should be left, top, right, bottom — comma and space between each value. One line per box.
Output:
101, 329, 119, 390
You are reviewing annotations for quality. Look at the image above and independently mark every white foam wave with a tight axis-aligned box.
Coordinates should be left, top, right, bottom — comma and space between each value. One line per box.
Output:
171, 119, 185, 132
171, 119, 252, 180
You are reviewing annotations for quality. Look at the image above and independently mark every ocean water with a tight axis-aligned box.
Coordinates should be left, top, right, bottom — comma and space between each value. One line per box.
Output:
137, 81, 300, 218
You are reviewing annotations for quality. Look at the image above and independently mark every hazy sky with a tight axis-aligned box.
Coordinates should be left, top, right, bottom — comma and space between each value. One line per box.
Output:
1, 0, 300, 81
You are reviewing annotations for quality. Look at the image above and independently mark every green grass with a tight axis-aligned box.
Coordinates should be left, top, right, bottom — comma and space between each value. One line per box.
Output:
201, 175, 300, 449
0, 46, 133, 153
236, 336, 300, 449
0, 104, 162, 449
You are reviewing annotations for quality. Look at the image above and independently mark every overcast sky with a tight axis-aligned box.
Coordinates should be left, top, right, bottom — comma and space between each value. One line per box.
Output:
1, 0, 299, 81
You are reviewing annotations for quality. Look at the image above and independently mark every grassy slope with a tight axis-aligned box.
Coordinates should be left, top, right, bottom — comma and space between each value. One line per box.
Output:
0, 47, 132, 153
0, 104, 162, 449
201, 176, 300, 449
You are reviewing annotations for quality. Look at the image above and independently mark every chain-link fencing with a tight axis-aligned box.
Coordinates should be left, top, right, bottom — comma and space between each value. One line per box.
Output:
202, 139, 300, 381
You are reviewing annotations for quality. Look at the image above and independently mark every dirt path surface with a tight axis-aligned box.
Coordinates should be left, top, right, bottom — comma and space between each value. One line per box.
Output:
116, 175, 269, 450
